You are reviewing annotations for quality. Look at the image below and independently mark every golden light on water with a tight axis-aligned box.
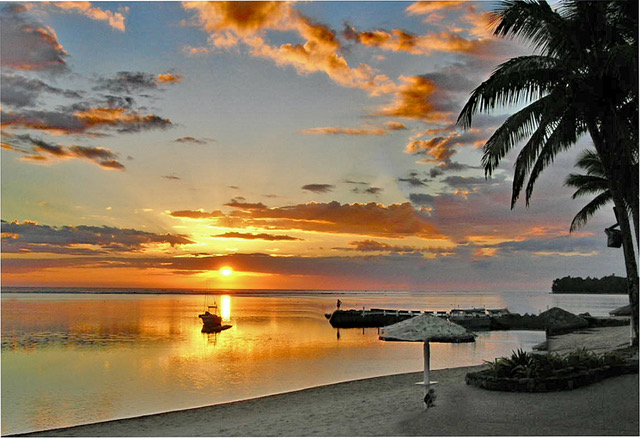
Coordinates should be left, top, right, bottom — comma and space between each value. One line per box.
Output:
221, 295, 231, 320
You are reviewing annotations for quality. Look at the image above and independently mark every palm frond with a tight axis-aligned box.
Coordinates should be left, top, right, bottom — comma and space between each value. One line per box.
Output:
457, 56, 563, 129
569, 192, 612, 232
522, 114, 587, 206
565, 174, 609, 199
572, 149, 606, 177
480, 95, 554, 176
490, 0, 568, 56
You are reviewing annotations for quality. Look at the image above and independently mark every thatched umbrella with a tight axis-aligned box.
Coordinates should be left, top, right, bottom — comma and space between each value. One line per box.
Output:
380, 314, 476, 407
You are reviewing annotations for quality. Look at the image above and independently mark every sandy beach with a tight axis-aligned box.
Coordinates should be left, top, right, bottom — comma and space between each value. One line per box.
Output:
21, 326, 638, 437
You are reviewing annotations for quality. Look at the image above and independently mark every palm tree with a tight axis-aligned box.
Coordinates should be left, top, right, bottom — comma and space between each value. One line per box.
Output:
457, 0, 638, 343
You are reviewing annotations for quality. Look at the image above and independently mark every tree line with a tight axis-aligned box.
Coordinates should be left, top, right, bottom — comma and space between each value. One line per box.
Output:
552, 275, 628, 294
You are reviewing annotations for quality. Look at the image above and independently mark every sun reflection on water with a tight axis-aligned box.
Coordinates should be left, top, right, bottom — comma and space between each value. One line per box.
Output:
220, 295, 231, 321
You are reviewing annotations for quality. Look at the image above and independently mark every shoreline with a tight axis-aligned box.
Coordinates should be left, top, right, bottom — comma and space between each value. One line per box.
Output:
16, 326, 638, 437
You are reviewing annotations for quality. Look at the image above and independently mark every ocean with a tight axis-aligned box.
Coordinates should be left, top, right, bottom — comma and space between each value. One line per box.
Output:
1, 288, 629, 435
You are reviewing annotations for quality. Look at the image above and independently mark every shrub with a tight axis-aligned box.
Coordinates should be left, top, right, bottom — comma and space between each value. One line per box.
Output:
485, 348, 621, 379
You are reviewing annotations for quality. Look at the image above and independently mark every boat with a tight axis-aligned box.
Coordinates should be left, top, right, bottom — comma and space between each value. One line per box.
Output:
199, 302, 232, 333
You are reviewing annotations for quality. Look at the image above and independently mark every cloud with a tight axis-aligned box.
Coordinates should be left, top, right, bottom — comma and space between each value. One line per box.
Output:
0, 3, 68, 73
2, 106, 173, 135
94, 71, 183, 94
441, 175, 505, 190
42, 2, 129, 32
1, 221, 193, 255
162, 175, 181, 180
171, 200, 445, 240
213, 232, 301, 241
224, 198, 269, 211
385, 121, 407, 131
343, 24, 491, 56
2, 133, 125, 170
352, 186, 383, 195
173, 136, 214, 144
182, 1, 397, 96
302, 184, 335, 194
405, 1, 475, 16
169, 209, 225, 219
373, 75, 452, 123
398, 171, 429, 187
299, 126, 387, 136
299, 120, 406, 136
344, 239, 451, 255
1, 73, 82, 108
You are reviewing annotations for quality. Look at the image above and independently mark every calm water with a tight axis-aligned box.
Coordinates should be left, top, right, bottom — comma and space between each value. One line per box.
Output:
1, 289, 628, 435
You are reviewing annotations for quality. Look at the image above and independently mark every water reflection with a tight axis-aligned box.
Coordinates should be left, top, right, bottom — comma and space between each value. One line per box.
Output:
221, 295, 231, 321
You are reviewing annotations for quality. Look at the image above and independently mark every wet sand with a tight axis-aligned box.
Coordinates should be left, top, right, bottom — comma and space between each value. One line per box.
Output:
21, 326, 638, 437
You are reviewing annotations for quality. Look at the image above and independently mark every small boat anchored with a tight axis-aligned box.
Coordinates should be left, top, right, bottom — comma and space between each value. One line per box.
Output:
199, 302, 232, 333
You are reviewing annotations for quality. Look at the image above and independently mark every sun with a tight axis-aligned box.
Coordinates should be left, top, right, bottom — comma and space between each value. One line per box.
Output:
219, 267, 234, 277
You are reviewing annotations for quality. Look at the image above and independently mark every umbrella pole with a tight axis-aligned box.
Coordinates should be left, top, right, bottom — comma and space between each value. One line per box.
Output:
423, 342, 430, 393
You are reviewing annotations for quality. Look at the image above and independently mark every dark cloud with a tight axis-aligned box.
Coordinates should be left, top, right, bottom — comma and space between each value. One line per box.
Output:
429, 161, 470, 177
170, 209, 225, 219
102, 95, 136, 109
302, 184, 335, 193
0, 4, 68, 73
213, 232, 301, 241
398, 171, 429, 187
2, 133, 125, 170
441, 175, 497, 190
224, 198, 269, 210
173, 136, 214, 144
1, 73, 82, 108
1, 221, 193, 255
344, 239, 451, 255
94, 71, 182, 94
409, 193, 438, 206
2, 106, 172, 135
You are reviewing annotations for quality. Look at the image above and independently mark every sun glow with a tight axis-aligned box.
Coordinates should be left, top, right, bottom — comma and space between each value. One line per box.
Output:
219, 267, 234, 277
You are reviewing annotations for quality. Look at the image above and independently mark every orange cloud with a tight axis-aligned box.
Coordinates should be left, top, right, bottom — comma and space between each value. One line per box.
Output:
156, 73, 183, 84
171, 201, 445, 240
344, 26, 484, 56
47, 2, 128, 32
182, 1, 397, 96
405, 1, 473, 16
300, 120, 407, 136
374, 75, 451, 123
299, 126, 387, 136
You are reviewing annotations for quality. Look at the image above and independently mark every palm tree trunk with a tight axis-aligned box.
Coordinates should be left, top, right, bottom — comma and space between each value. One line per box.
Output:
613, 197, 639, 345
587, 118, 639, 345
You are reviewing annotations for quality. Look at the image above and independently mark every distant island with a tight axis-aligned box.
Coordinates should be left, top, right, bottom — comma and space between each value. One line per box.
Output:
552, 274, 628, 294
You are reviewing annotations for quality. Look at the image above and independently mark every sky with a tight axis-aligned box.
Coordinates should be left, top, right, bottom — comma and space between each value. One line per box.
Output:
0, 1, 627, 291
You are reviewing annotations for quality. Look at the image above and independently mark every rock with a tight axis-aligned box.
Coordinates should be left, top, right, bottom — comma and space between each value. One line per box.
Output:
538, 307, 589, 334
610, 304, 632, 316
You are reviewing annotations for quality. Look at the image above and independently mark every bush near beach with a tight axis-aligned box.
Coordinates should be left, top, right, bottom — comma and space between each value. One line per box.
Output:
466, 348, 638, 392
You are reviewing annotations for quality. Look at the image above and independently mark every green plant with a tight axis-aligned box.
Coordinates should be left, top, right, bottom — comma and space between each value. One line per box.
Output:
485, 348, 623, 379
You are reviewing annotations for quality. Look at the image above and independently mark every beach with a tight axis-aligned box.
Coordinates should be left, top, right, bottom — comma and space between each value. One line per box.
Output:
21, 325, 638, 437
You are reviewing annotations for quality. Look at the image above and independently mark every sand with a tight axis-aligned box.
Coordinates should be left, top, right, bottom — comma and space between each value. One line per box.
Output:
21, 326, 639, 437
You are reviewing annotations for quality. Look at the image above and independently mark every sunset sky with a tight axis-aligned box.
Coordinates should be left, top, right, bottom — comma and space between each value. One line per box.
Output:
1, 1, 626, 291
